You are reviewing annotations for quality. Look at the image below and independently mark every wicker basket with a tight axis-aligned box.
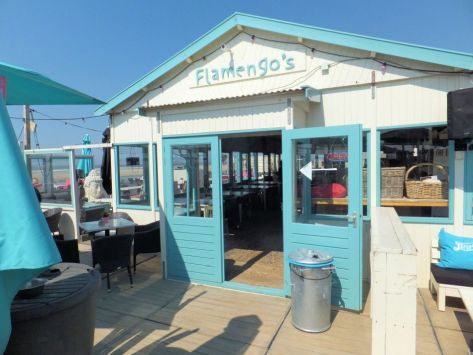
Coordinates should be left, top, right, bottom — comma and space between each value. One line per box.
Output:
381, 167, 406, 199
405, 163, 448, 199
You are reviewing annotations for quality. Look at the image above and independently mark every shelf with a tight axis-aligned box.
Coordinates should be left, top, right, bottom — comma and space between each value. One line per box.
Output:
308, 198, 448, 207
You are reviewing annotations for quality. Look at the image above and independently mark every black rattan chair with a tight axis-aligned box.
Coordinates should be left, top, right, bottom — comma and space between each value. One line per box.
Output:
91, 234, 134, 291
54, 239, 80, 263
44, 208, 62, 235
133, 221, 160, 272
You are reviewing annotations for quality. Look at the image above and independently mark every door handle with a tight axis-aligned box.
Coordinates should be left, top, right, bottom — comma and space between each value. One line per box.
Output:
346, 212, 358, 228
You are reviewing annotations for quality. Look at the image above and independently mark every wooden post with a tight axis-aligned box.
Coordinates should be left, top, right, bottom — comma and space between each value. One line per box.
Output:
23, 105, 32, 176
23, 105, 31, 150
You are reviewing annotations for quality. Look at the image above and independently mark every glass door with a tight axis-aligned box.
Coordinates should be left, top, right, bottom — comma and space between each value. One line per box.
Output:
163, 136, 223, 283
283, 124, 363, 310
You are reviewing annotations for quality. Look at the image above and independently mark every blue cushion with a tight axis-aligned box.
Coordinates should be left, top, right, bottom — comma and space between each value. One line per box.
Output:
438, 228, 473, 270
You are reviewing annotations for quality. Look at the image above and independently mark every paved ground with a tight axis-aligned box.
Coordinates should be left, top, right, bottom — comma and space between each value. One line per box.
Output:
78, 244, 471, 354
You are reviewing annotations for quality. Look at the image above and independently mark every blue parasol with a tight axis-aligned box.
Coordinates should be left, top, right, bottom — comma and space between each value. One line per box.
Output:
0, 97, 61, 352
77, 134, 92, 177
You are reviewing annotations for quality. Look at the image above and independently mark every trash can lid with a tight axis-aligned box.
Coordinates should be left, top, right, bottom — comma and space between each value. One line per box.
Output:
288, 248, 334, 268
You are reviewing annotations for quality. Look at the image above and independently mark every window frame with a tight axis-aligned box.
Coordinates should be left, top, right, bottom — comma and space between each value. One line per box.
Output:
363, 129, 371, 220
376, 123, 454, 224
115, 143, 152, 210
25, 149, 76, 208
153, 143, 160, 211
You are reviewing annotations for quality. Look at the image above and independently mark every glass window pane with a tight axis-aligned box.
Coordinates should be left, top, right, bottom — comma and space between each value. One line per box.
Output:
293, 136, 349, 226
380, 126, 449, 218
173, 144, 212, 218
118, 145, 150, 206
263, 155, 269, 177
28, 153, 72, 205
232, 152, 241, 183
250, 153, 257, 180
222, 153, 230, 184
241, 153, 248, 181
257, 153, 264, 180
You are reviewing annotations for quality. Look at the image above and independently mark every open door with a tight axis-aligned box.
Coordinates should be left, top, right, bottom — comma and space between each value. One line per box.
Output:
163, 136, 223, 283
283, 124, 363, 311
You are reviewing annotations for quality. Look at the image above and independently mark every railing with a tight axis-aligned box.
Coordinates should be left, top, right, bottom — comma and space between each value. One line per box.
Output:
371, 207, 417, 355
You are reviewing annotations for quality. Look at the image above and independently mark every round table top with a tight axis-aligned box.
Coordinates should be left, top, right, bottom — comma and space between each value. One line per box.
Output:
11, 263, 101, 322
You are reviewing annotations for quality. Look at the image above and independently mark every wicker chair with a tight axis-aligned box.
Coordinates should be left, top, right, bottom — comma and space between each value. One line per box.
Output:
54, 239, 80, 263
133, 221, 160, 272
43, 208, 63, 235
91, 234, 134, 291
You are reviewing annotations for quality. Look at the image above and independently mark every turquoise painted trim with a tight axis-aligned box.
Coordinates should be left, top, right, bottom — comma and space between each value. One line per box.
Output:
96, 13, 473, 115
282, 124, 363, 311
163, 135, 224, 284
376, 130, 381, 208
163, 127, 284, 139
116, 204, 152, 211
363, 130, 371, 220
377, 126, 454, 224
114, 143, 152, 210
25, 148, 66, 155
377, 121, 447, 131
464, 143, 473, 224
152, 143, 160, 210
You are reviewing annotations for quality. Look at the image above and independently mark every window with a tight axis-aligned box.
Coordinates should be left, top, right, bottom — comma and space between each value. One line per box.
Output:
172, 144, 212, 217
28, 153, 73, 205
232, 152, 241, 183
222, 153, 230, 184
465, 143, 473, 223
258, 152, 264, 180
293, 136, 349, 225
263, 154, 270, 177
379, 126, 452, 219
241, 153, 249, 181
250, 152, 257, 180
117, 144, 150, 207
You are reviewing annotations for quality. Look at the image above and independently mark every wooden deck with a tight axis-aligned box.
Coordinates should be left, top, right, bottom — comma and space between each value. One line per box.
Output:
78, 243, 472, 354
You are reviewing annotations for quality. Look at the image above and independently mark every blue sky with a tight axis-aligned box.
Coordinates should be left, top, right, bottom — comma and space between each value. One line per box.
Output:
1, 0, 472, 148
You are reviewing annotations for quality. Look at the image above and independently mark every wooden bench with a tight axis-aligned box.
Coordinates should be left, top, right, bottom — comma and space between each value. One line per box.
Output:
430, 239, 473, 311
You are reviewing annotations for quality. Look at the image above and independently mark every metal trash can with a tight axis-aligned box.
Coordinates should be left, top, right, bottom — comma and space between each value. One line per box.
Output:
288, 248, 335, 332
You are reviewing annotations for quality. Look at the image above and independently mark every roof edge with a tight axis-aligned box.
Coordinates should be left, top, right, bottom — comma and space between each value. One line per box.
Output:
96, 12, 473, 116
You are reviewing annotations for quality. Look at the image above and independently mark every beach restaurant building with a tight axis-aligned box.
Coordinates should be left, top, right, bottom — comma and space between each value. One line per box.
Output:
95, 13, 473, 311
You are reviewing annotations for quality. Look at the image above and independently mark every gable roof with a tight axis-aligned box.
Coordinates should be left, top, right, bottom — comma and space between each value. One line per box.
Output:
96, 12, 473, 116
0, 61, 104, 105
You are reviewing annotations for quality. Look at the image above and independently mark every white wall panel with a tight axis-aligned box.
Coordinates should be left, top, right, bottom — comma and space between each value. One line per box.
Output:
161, 98, 288, 136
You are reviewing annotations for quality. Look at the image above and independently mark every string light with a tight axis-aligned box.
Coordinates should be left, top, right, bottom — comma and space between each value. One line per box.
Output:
120, 30, 472, 113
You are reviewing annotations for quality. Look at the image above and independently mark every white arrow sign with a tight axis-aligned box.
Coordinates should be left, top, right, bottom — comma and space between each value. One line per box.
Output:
300, 162, 312, 180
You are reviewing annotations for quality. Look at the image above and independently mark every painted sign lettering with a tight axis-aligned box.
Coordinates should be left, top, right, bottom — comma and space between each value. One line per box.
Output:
195, 53, 296, 87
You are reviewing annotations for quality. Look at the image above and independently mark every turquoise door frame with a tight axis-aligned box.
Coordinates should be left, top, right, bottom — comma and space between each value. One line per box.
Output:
282, 124, 363, 311
163, 135, 223, 284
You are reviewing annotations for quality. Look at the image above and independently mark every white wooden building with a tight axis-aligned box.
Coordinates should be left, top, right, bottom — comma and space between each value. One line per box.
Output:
95, 13, 473, 309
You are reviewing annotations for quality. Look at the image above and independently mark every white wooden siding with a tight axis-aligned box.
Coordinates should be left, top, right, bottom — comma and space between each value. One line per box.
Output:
110, 29, 473, 290
160, 98, 289, 136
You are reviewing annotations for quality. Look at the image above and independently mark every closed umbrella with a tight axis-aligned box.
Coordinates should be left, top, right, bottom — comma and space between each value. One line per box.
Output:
101, 128, 112, 195
77, 134, 92, 177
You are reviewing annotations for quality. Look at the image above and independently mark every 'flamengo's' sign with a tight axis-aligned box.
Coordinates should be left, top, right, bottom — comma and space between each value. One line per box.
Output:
194, 51, 304, 87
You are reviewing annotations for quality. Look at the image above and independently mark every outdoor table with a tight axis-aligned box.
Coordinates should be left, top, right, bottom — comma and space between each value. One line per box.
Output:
7, 263, 101, 354
79, 217, 136, 236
